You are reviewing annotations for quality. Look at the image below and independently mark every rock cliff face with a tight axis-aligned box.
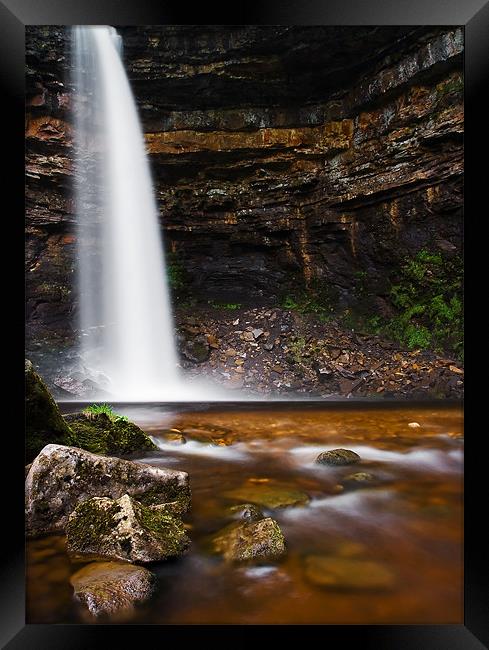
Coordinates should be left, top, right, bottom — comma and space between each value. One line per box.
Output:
25, 26, 463, 347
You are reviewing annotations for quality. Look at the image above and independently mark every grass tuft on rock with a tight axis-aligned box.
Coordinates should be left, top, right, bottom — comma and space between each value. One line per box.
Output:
83, 403, 129, 423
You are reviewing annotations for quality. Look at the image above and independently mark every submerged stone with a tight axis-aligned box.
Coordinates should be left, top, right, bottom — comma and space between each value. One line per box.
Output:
304, 555, 396, 591
64, 411, 157, 455
332, 540, 368, 558
25, 444, 190, 537
160, 429, 186, 445
25, 359, 74, 462
70, 561, 155, 617
315, 449, 361, 466
342, 471, 378, 489
181, 426, 234, 446
210, 517, 285, 562
67, 494, 190, 563
229, 503, 264, 522
224, 483, 309, 509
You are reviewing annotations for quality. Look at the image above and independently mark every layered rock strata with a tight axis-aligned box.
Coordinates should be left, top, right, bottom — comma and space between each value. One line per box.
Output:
25, 26, 463, 352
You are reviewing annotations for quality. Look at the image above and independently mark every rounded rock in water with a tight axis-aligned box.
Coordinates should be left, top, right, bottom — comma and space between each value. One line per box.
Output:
315, 449, 361, 466
70, 561, 155, 617
210, 517, 286, 562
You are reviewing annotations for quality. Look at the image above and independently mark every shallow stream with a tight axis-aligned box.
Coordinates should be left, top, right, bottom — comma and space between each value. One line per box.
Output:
27, 402, 463, 624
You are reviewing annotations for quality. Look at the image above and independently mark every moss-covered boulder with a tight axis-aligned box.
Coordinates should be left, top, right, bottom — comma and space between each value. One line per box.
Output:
209, 517, 285, 562
64, 412, 157, 456
25, 359, 74, 462
26, 360, 156, 459
67, 494, 190, 563
315, 449, 361, 466
25, 444, 190, 537
70, 561, 155, 617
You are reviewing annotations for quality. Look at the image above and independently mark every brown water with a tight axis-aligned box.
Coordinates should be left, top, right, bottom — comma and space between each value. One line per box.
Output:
27, 402, 463, 624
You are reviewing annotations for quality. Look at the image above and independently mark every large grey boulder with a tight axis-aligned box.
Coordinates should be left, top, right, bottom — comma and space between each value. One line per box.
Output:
25, 444, 190, 537
70, 561, 155, 617
67, 493, 190, 563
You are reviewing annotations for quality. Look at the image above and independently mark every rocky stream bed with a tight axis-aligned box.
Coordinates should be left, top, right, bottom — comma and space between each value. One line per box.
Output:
27, 306, 464, 401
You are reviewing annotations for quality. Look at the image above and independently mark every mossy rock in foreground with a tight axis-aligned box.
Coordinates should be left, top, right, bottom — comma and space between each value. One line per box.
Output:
208, 517, 286, 563
70, 561, 156, 617
26, 444, 191, 537
25, 359, 75, 462
67, 493, 190, 563
64, 412, 157, 456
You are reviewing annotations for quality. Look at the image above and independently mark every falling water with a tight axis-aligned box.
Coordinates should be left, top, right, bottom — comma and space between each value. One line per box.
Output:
72, 26, 216, 401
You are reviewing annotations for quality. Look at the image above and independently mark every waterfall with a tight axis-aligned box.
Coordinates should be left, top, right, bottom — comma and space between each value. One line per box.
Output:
72, 26, 215, 401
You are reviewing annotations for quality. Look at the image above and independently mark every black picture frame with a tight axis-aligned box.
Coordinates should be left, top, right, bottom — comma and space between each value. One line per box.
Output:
5, 0, 486, 647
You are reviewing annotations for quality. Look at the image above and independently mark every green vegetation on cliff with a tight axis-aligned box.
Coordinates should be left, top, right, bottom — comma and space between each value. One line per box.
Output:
386, 250, 463, 357
279, 250, 463, 359
281, 279, 337, 322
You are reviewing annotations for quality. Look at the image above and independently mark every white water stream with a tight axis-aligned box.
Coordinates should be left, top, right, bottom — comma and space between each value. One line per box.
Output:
72, 26, 218, 401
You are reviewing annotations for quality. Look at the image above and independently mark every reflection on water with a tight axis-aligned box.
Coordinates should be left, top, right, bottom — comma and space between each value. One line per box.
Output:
27, 403, 463, 624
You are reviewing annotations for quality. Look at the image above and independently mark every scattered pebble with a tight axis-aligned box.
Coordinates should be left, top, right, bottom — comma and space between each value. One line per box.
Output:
342, 472, 378, 488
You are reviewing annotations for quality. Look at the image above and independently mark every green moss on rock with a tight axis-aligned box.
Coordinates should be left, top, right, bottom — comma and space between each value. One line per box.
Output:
65, 498, 121, 553
26, 444, 190, 537
136, 481, 190, 515
137, 501, 189, 558
25, 359, 75, 462
64, 412, 157, 456
26, 361, 157, 462
209, 517, 286, 563
66, 494, 190, 563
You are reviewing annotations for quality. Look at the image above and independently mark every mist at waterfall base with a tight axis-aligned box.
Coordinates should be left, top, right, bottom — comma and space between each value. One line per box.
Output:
72, 26, 224, 402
